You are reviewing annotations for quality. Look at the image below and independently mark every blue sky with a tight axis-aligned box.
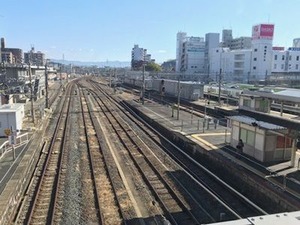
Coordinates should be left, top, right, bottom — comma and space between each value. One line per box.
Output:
0, 0, 299, 63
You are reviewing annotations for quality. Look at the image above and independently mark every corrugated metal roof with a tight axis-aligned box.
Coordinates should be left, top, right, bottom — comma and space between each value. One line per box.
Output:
275, 89, 300, 98
242, 89, 300, 103
229, 115, 286, 130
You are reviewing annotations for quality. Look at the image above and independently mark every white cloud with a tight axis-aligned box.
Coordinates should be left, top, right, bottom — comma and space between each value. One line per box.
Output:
158, 50, 167, 53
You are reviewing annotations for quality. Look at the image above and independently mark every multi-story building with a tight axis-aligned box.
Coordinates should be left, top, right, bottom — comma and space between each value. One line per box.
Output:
209, 47, 252, 82
176, 32, 205, 73
24, 47, 46, 66
131, 44, 145, 62
0, 38, 23, 64
221, 29, 232, 48
131, 44, 154, 70
1, 52, 14, 64
209, 24, 275, 83
293, 38, 300, 48
272, 47, 300, 73
221, 30, 251, 50
205, 33, 220, 80
230, 37, 252, 50
176, 24, 300, 83
249, 24, 274, 81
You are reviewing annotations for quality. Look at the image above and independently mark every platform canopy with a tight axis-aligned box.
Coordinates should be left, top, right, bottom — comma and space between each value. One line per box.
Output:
229, 115, 286, 131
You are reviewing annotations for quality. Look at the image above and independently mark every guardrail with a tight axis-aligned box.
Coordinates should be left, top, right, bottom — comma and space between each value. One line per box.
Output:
0, 133, 29, 159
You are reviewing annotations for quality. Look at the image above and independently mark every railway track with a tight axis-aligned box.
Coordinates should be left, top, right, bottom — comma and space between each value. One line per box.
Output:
88, 79, 269, 222
78, 85, 124, 224
12, 77, 271, 224
15, 83, 74, 224
82, 81, 200, 224
86, 80, 217, 224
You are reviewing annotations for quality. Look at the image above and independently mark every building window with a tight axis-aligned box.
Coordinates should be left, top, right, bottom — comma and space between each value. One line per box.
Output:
254, 57, 257, 61
253, 66, 256, 70
289, 55, 292, 60
240, 128, 255, 146
254, 49, 257, 52
264, 46, 267, 48
274, 64, 277, 69
274, 55, 278, 60
281, 64, 284, 69
243, 99, 251, 107
296, 64, 299, 70
282, 55, 285, 60
276, 136, 292, 148
297, 56, 299, 61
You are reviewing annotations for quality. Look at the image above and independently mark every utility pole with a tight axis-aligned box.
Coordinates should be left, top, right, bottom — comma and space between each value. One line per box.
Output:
177, 75, 181, 120
60, 64, 62, 85
218, 68, 222, 105
114, 68, 117, 93
141, 62, 145, 105
45, 62, 49, 109
68, 63, 71, 83
109, 69, 112, 88
29, 62, 35, 124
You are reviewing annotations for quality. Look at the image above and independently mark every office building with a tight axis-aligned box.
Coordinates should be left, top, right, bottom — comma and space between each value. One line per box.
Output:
176, 32, 206, 73
249, 24, 274, 81
0, 38, 23, 64
24, 47, 46, 66
131, 44, 154, 70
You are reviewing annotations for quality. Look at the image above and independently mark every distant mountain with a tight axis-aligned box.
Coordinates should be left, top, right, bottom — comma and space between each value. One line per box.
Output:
50, 59, 130, 68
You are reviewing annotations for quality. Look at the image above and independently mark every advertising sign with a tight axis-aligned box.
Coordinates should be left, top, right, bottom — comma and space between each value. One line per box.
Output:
252, 24, 274, 40
252, 25, 260, 40
260, 24, 274, 39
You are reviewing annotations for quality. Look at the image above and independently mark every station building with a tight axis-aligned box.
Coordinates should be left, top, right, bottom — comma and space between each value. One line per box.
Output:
229, 88, 300, 163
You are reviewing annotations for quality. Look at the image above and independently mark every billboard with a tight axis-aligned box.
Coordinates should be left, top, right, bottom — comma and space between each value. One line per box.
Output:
252, 24, 274, 40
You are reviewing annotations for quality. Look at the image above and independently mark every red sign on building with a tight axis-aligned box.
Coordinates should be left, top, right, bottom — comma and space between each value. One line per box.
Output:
252, 24, 274, 40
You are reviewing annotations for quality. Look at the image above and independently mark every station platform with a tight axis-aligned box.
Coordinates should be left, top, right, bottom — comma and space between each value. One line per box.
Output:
127, 95, 299, 177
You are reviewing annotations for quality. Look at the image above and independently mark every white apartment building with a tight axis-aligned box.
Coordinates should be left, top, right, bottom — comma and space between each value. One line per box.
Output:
131, 44, 145, 61
176, 32, 205, 73
272, 47, 300, 73
250, 24, 274, 81
131, 44, 154, 70
210, 47, 252, 82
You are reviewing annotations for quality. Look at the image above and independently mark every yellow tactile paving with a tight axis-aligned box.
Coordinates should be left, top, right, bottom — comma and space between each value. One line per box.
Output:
190, 132, 231, 150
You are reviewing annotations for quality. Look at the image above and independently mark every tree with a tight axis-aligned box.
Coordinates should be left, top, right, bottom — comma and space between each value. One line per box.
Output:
145, 62, 161, 72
